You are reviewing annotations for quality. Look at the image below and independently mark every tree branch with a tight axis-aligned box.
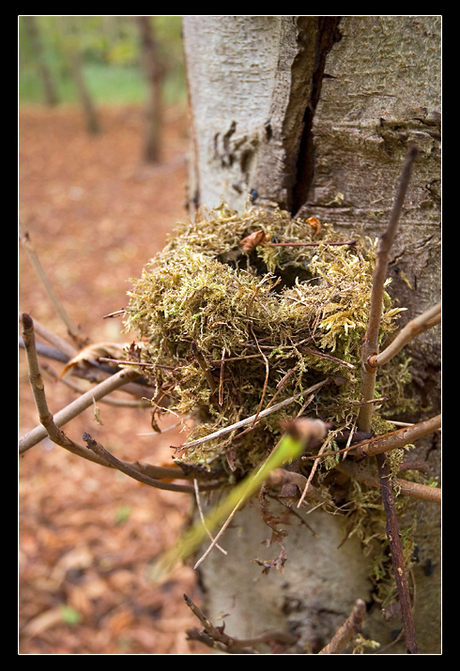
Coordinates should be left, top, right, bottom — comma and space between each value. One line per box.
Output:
301, 414, 441, 469
358, 144, 419, 433
357, 146, 421, 654
172, 378, 330, 454
20, 312, 221, 492
368, 302, 441, 368
184, 593, 298, 653
318, 599, 367, 654
19, 314, 144, 452
376, 453, 419, 654
82, 433, 217, 493
19, 221, 84, 346
336, 460, 440, 504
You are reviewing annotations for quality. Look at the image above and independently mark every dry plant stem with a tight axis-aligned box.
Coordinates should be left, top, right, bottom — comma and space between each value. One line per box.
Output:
194, 478, 227, 555
358, 145, 420, 654
318, 598, 366, 654
19, 222, 83, 345
368, 302, 441, 368
20, 313, 114, 465
18, 312, 78, 359
297, 434, 332, 508
20, 313, 219, 491
40, 360, 150, 408
174, 378, 330, 453
336, 460, 440, 504
358, 145, 418, 434
302, 413, 441, 464
82, 434, 215, 494
377, 454, 419, 654
266, 240, 356, 247
358, 413, 441, 459
184, 593, 297, 653
19, 364, 141, 453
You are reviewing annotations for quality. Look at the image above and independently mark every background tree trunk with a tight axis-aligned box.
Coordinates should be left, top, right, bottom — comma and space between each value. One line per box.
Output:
60, 16, 101, 135
23, 16, 59, 107
182, 15, 441, 654
137, 16, 164, 163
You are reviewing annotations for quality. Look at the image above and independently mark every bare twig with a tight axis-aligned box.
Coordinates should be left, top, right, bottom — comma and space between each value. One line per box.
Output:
19, 312, 78, 359
297, 432, 333, 508
19, 221, 84, 345
240, 230, 356, 252
357, 414, 441, 459
358, 145, 419, 433
318, 599, 367, 654
19, 314, 149, 452
19, 365, 141, 452
173, 378, 331, 454
82, 433, 216, 493
20, 313, 223, 492
301, 414, 441, 465
357, 145, 420, 654
376, 454, 419, 654
184, 593, 298, 653
194, 479, 227, 555
267, 239, 356, 248
336, 460, 440, 504
249, 323, 270, 426
368, 302, 441, 368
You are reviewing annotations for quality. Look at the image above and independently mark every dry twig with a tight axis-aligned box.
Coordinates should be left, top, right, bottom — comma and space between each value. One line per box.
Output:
172, 378, 330, 454
19, 221, 84, 346
357, 145, 424, 655
19, 313, 220, 494
368, 302, 441, 368
318, 599, 367, 654
184, 593, 298, 653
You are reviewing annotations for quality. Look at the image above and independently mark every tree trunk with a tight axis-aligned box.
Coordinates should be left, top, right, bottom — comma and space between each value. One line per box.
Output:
23, 16, 59, 107
182, 15, 441, 654
60, 17, 101, 135
137, 16, 164, 163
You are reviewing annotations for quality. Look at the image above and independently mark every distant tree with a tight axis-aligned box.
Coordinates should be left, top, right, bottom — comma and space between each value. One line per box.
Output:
22, 16, 59, 107
59, 16, 101, 135
137, 16, 164, 162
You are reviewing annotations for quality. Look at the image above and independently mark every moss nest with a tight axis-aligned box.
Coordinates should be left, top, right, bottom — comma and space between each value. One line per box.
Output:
123, 205, 407, 478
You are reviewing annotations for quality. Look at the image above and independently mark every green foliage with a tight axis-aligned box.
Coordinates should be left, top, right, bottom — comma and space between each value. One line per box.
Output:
18, 16, 186, 106
59, 605, 83, 626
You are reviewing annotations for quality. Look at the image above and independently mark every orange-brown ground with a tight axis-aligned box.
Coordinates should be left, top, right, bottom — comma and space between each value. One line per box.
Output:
19, 104, 211, 654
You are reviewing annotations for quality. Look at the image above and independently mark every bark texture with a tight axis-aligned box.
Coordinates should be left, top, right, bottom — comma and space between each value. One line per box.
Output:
182, 15, 441, 654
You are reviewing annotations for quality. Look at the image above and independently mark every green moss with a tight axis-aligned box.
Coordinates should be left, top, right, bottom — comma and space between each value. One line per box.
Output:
123, 203, 427, 612
124, 205, 407, 473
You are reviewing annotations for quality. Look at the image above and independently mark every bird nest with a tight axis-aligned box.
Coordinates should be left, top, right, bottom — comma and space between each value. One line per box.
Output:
123, 205, 405, 477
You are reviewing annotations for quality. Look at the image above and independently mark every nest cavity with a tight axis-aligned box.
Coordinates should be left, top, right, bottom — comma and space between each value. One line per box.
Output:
123, 206, 403, 474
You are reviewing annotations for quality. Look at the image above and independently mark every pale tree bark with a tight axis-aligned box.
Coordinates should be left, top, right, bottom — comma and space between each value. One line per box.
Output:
182, 15, 440, 654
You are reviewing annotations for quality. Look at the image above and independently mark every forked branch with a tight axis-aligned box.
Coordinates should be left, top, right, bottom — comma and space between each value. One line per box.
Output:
19, 313, 220, 494
368, 302, 441, 369
357, 145, 431, 655
358, 144, 419, 433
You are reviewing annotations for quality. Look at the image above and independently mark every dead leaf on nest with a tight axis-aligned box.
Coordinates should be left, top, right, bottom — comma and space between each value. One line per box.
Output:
240, 229, 268, 252
58, 342, 130, 379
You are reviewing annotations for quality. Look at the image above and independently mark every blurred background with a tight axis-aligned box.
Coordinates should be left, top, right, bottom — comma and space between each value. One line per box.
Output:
19, 16, 186, 108
19, 16, 210, 654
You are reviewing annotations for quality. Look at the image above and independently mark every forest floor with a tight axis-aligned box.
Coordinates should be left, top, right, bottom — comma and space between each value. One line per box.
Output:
19, 103, 212, 654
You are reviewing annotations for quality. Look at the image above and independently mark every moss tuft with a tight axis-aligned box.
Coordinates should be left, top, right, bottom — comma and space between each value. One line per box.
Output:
123, 205, 406, 474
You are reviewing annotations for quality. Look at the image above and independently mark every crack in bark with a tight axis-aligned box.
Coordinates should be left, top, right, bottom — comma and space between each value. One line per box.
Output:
290, 17, 342, 217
